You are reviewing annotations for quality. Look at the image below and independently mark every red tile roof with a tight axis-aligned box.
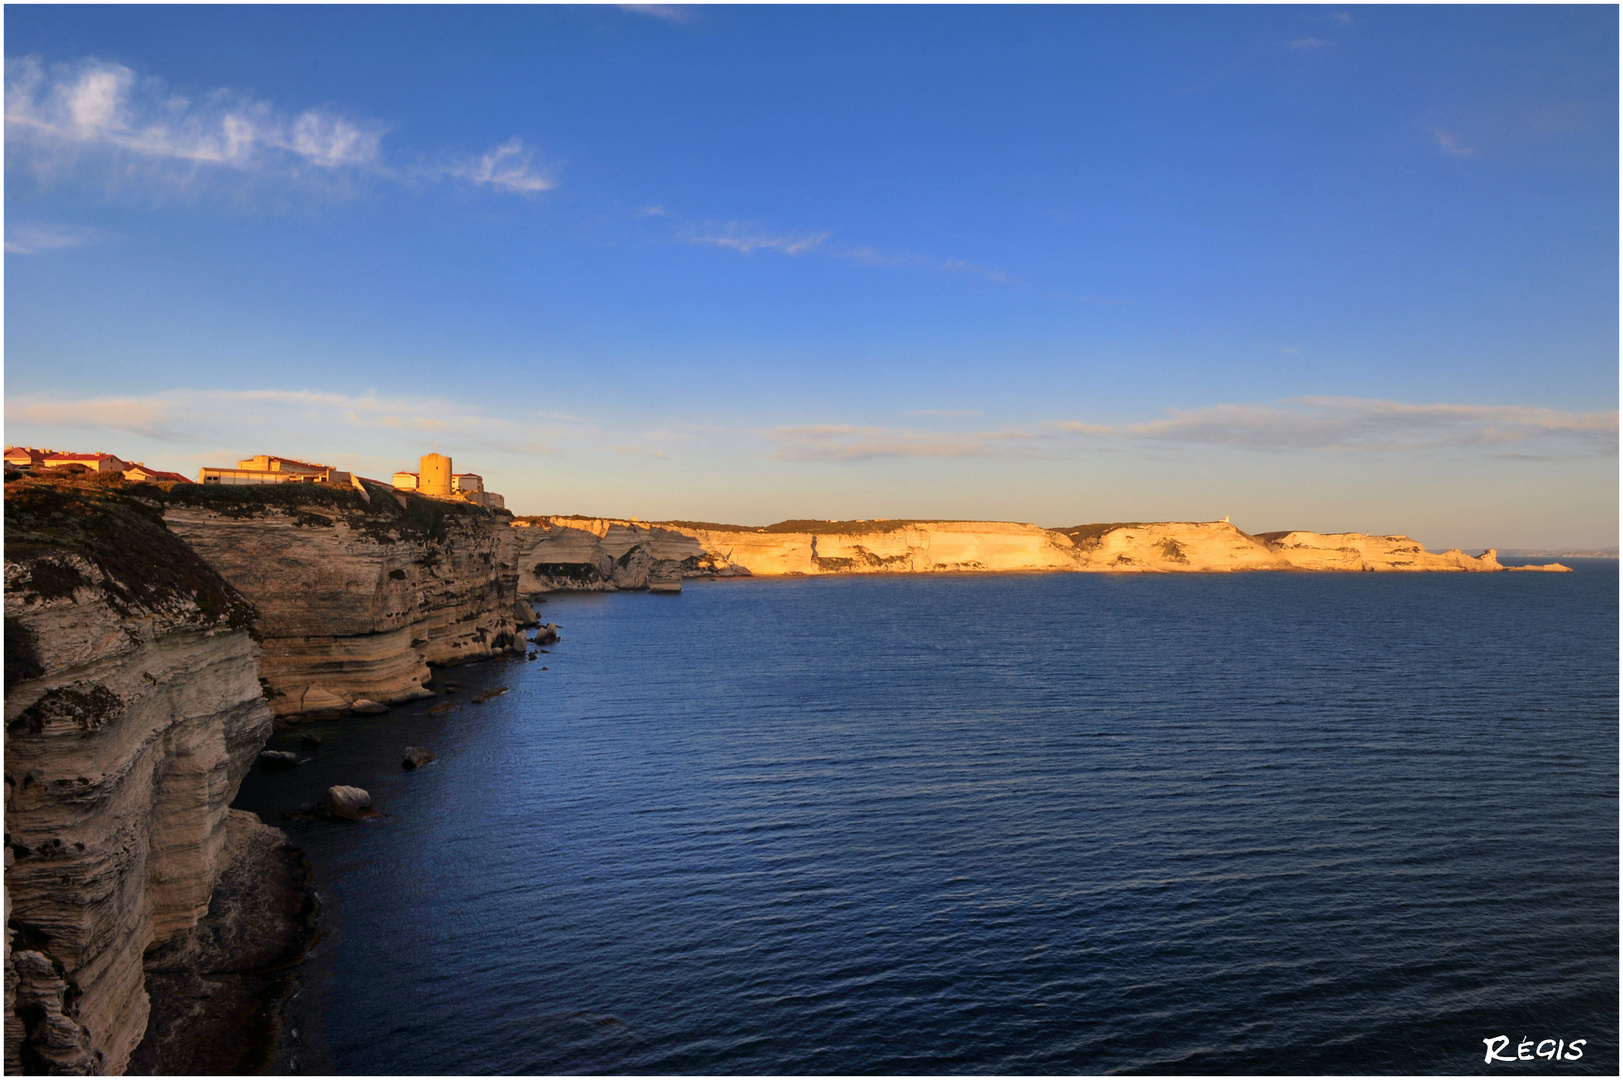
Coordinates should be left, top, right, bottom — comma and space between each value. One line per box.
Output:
44, 452, 125, 463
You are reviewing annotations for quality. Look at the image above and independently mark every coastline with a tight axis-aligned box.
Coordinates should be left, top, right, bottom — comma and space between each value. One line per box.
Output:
2, 470, 1593, 1073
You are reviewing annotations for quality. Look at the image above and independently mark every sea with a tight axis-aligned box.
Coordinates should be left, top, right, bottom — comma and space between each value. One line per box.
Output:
234, 561, 1619, 1075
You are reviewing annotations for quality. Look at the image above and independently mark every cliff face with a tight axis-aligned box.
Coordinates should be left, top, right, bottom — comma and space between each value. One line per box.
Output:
679, 520, 1081, 576
514, 518, 740, 595
159, 483, 524, 719
514, 516, 1560, 584
1255, 531, 1507, 571
1062, 521, 1288, 572
4, 477, 272, 1075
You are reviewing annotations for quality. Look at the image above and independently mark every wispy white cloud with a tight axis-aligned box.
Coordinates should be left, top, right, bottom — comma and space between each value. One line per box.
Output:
4, 222, 99, 254
5, 57, 383, 181
8, 395, 185, 441
762, 398, 1617, 462
908, 409, 981, 417
635, 204, 669, 217
1431, 127, 1477, 158
940, 258, 1009, 284
5, 56, 552, 199
1288, 38, 1333, 49
1052, 397, 1618, 456
4, 388, 564, 458
437, 137, 554, 194
619, 4, 697, 23
680, 217, 1014, 284
685, 222, 831, 256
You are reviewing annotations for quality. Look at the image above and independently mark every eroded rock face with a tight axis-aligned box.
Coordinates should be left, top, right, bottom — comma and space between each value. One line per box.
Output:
1256, 531, 1508, 571
4, 477, 273, 1075
159, 483, 523, 720
514, 519, 737, 594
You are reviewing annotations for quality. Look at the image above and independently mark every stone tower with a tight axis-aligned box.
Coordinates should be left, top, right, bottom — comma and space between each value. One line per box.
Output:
419, 453, 453, 498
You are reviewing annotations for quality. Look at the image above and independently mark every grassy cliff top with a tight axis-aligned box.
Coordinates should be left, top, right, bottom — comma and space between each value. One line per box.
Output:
4, 471, 257, 634
143, 474, 503, 543
520, 515, 982, 535
1055, 523, 1151, 545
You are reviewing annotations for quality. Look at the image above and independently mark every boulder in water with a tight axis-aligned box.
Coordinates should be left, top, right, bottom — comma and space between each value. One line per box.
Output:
256, 750, 302, 772
402, 747, 436, 770
320, 785, 374, 820
349, 699, 388, 715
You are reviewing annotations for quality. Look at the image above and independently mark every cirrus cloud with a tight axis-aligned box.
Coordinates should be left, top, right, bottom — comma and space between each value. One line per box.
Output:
763, 397, 1617, 462
5, 55, 553, 199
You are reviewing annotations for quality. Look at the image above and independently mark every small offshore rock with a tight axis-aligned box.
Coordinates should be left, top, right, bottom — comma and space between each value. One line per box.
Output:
428, 702, 457, 716
257, 751, 302, 772
422, 679, 440, 691
528, 651, 538, 661
348, 699, 388, 715
319, 786, 373, 821
401, 747, 436, 771
300, 734, 323, 750
472, 686, 510, 704
533, 623, 561, 646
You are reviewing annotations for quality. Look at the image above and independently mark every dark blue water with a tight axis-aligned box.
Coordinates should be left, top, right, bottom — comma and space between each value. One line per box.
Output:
236, 564, 1618, 1074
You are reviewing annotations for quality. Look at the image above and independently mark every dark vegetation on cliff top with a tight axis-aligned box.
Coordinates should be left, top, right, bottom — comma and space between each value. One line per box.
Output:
528, 517, 1207, 543
3, 472, 259, 671
522, 516, 946, 535
1056, 523, 1151, 547
152, 475, 502, 544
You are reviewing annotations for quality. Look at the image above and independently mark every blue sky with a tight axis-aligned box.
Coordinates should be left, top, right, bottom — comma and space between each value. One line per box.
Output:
5, 4, 1617, 547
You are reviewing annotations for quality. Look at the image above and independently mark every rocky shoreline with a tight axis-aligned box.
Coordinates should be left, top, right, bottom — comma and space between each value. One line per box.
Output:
4, 472, 526, 1073
126, 811, 318, 1075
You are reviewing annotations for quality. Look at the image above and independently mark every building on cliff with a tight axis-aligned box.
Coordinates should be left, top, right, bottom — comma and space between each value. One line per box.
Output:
4, 447, 49, 470
44, 452, 130, 474
123, 462, 193, 484
199, 454, 352, 487
5, 449, 132, 474
392, 453, 505, 509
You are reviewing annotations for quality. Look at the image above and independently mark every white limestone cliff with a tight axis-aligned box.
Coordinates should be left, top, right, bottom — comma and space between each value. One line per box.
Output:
5, 483, 272, 1074
162, 484, 525, 720
513, 516, 1568, 584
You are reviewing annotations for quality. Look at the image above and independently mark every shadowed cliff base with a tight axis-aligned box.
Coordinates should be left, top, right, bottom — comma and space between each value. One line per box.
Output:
126, 811, 318, 1076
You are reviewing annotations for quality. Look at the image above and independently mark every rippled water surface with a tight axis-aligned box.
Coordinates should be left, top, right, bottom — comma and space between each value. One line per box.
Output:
235, 564, 1618, 1074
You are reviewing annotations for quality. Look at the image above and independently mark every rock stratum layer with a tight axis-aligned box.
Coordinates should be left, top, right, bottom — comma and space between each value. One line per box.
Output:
514, 518, 743, 594
515, 516, 1569, 585
159, 482, 527, 720
4, 477, 272, 1074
